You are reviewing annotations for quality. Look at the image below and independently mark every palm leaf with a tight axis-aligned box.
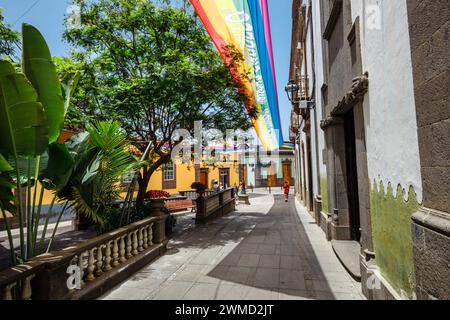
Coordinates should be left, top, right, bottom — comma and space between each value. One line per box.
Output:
71, 186, 103, 225
22, 23, 64, 144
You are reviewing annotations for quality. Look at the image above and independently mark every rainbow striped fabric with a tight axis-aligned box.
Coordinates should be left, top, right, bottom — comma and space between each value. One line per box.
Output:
190, 0, 283, 150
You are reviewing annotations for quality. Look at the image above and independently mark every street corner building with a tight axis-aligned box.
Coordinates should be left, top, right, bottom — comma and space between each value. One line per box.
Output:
287, 0, 449, 300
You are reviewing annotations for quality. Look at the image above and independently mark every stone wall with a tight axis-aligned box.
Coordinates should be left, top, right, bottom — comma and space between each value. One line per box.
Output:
407, 0, 450, 300
408, 0, 449, 213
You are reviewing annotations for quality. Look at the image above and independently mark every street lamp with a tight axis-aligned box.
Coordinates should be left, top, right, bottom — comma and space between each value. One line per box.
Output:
285, 79, 299, 104
286, 79, 316, 117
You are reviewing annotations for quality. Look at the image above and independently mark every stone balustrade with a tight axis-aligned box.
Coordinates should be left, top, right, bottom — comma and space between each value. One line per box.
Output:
179, 190, 214, 200
0, 215, 167, 300
195, 188, 235, 223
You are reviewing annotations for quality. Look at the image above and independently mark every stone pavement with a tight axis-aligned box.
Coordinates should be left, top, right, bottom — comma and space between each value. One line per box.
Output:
100, 190, 365, 300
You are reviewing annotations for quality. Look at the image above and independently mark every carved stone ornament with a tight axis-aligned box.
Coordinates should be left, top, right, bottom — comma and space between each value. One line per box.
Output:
320, 116, 344, 130
331, 72, 369, 116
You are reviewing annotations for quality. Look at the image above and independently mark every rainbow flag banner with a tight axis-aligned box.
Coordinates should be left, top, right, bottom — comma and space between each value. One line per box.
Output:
190, 0, 283, 150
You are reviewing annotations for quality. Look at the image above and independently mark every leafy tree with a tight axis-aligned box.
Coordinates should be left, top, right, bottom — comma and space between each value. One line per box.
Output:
0, 8, 19, 58
64, 0, 253, 204
54, 55, 92, 130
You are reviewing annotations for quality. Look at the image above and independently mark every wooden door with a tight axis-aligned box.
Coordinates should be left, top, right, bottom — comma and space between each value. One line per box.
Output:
267, 163, 276, 187
282, 162, 291, 185
200, 169, 208, 187
344, 110, 361, 241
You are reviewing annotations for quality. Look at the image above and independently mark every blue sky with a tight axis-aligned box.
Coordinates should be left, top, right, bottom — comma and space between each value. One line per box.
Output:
0, 0, 292, 140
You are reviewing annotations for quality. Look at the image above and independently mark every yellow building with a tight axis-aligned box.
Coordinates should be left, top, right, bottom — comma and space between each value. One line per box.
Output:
141, 161, 241, 194
32, 157, 241, 207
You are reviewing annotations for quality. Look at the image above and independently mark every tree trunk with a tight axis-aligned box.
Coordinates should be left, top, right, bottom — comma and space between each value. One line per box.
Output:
136, 169, 151, 207
136, 154, 170, 207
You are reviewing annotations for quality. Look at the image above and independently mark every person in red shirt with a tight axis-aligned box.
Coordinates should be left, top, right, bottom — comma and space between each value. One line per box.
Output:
283, 181, 290, 202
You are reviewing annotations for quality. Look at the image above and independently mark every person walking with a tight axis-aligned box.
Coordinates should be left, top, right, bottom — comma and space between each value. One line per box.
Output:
240, 181, 246, 195
283, 181, 290, 202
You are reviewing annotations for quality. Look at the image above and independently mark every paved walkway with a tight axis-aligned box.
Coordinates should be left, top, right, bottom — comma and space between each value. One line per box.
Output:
101, 190, 364, 300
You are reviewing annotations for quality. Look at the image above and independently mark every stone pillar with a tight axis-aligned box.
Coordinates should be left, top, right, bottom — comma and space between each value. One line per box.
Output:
149, 199, 166, 244
313, 195, 322, 225
151, 215, 166, 244
195, 192, 206, 221
407, 0, 450, 300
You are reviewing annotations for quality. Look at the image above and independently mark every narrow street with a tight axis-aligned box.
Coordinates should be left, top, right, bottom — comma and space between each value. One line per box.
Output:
101, 190, 364, 300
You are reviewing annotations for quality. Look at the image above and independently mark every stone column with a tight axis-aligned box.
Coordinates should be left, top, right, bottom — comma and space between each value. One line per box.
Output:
149, 199, 166, 244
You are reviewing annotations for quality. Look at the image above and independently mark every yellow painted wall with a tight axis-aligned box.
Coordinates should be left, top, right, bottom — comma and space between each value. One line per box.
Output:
37, 183, 58, 206
147, 162, 240, 194
33, 159, 241, 205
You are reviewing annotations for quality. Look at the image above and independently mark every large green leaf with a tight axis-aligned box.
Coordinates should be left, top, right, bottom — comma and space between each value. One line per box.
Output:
22, 23, 64, 144
39, 142, 75, 190
0, 153, 15, 213
0, 172, 15, 213
0, 153, 12, 171
57, 132, 99, 200
0, 60, 49, 158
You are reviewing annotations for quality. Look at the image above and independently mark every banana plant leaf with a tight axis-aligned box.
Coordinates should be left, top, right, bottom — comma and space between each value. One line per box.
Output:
0, 173, 15, 213
57, 132, 100, 200
0, 153, 15, 213
22, 23, 64, 144
39, 142, 75, 190
0, 60, 49, 158
0, 153, 12, 171
8, 142, 74, 190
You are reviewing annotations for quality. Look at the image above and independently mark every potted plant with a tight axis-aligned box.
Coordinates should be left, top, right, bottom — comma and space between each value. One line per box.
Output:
145, 190, 170, 216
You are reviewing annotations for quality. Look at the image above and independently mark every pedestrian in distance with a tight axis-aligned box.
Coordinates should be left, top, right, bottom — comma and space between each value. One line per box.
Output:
284, 181, 290, 202
240, 181, 246, 195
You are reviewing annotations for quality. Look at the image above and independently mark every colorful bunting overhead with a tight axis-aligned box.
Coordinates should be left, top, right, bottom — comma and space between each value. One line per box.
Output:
190, 0, 284, 150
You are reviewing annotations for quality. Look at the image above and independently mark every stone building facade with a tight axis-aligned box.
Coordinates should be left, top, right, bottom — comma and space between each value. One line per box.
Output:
406, 0, 449, 300
289, 0, 449, 300
240, 147, 296, 188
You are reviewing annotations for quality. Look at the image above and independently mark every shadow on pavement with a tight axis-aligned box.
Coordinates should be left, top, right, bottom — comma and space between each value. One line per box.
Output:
146, 194, 338, 299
